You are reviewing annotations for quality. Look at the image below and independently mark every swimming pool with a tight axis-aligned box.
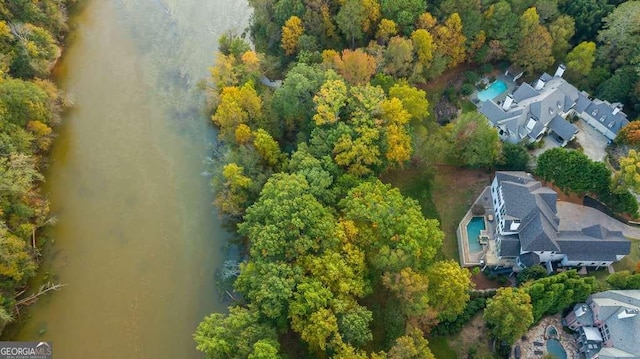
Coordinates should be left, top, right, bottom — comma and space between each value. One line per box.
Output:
466, 217, 485, 253
477, 80, 508, 102
547, 339, 567, 359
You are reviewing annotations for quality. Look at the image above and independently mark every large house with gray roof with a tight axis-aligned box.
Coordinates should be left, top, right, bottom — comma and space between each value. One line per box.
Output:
480, 65, 629, 145
491, 172, 630, 270
564, 290, 640, 359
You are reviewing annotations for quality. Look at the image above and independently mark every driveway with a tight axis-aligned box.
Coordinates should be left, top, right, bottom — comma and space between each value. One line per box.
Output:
575, 120, 608, 162
557, 201, 640, 239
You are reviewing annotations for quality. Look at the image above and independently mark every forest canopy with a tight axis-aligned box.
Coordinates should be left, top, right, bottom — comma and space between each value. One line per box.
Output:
198, 0, 640, 357
0, 0, 74, 334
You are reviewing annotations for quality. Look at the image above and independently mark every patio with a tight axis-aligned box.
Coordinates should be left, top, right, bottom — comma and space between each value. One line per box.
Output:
469, 73, 519, 107
457, 187, 496, 267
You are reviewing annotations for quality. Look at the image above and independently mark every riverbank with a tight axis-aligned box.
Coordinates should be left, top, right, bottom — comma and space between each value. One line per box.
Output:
7, 1, 252, 357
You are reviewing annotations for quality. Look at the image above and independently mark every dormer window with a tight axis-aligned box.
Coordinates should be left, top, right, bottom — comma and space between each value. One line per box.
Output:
549, 108, 554, 115
557, 101, 562, 108
600, 116, 606, 122
592, 109, 598, 116
608, 122, 614, 128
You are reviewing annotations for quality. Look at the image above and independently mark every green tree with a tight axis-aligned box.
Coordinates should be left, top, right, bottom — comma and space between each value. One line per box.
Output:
426, 261, 473, 321
565, 41, 596, 80
437, 0, 483, 40
510, 8, 554, 74
313, 78, 349, 126
436, 112, 502, 168
388, 82, 429, 123
338, 306, 374, 347
410, 29, 434, 68
597, 1, 640, 71
607, 270, 640, 289
559, 0, 612, 42
483, 1, 519, 58
536, 148, 610, 195
340, 180, 443, 273
9, 23, 60, 78
387, 327, 436, 359
248, 339, 282, 359
336, 0, 366, 48
497, 142, 530, 171
522, 270, 598, 321
379, 0, 426, 34
383, 36, 414, 77
239, 173, 336, 262
271, 63, 326, 138
194, 306, 279, 359
484, 287, 534, 345
516, 264, 548, 285
0, 78, 53, 126
548, 15, 575, 62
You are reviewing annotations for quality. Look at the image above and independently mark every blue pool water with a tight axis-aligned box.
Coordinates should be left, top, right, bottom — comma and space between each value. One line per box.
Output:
547, 339, 567, 359
478, 80, 508, 102
466, 217, 485, 253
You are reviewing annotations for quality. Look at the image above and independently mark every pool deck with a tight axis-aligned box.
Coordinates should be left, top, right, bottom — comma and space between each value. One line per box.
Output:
513, 314, 580, 359
458, 186, 519, 269
457, 187, 494, 267
470, 73, 519, 107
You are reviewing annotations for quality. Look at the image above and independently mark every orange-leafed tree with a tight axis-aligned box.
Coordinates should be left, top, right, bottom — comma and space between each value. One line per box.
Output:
334, 49, 377, 85
616, 121, 640, 146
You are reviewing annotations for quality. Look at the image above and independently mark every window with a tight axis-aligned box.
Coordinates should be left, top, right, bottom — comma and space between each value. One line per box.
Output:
592, 109, 598, 116
608, 122, 614, 128
600, 116, 606, 122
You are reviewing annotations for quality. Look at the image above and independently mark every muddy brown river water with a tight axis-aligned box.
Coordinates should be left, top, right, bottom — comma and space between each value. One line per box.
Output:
11, 1, 250, 357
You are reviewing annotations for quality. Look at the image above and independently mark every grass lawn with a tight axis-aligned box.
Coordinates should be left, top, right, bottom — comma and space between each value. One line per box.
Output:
381, 164, 491, 261
430, 165, 491, 260
461, 99, 477, 113
429, 336, 457, 359
381, 164, 439, 222
613, 237, 640, 272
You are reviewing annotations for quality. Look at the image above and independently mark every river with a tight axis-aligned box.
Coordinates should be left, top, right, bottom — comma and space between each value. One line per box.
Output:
11, 0, 250, 357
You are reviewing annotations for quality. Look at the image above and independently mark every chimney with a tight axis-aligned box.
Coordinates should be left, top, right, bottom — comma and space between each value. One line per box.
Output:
576, 304, 588, 317
555, 64, 566, 78
534, 78, 545, 91
503, 94, 514, 111
613, 107, 620, 115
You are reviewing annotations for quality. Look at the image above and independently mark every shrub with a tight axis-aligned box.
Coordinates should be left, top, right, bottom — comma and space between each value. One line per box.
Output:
465, 71, 481, 85
461, 83, 475, 96
431, 297, 488, 336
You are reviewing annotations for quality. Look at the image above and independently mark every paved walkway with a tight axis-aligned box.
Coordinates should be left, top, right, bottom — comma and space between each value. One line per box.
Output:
557, 201, 640, 239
